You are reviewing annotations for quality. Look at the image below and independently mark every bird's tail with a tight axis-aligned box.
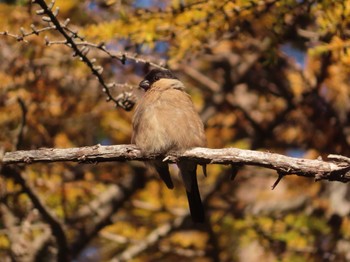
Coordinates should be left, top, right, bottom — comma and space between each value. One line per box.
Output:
186, 174, 205, 223
178, 161, 205, 223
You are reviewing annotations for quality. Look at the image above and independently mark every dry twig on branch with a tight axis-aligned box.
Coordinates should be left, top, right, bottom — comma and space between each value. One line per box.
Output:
1, 0, 167, 111
3, 144, 350, 184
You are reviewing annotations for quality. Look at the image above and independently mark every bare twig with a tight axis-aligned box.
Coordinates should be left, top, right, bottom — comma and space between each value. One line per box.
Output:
230, 164, 242, 181
271, 171, 285, 190
61, 41, 165, 70
15, 98, 27, 150
0, 25, 55, 42
32, 0, 135, 110
3, 144, 350, 183
0, 0, 166, 111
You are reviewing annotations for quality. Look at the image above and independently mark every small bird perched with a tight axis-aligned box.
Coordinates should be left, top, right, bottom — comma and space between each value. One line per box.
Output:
132, 69, 206, 223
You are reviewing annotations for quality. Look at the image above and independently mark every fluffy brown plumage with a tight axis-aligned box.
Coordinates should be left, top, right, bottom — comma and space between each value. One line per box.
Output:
131, 69, 206, 222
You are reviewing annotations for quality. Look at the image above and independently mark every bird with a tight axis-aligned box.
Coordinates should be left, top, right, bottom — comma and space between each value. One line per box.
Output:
131, 68, 207, 223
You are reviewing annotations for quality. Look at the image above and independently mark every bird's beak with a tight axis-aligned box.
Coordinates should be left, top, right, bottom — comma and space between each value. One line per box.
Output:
139, 79, 150, 90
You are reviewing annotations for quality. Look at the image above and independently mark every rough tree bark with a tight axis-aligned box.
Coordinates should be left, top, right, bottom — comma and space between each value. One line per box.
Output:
2, 144, 350, 183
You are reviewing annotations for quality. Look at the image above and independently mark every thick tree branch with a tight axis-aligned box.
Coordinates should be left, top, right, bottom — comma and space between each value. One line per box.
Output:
3, 144, 350, 183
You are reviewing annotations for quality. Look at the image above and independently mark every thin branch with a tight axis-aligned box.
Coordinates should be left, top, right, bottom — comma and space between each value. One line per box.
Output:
0, 25, 55, 42
32, 0, 134, 110
3, 144, 350, 183
67, 41, 165, 70
1, 166, 69, 262
0, 0, 165, 111
271, 171, 285, 190
229, 164, 242, 181
15, 98, 27, 150
0, 161, 146, 260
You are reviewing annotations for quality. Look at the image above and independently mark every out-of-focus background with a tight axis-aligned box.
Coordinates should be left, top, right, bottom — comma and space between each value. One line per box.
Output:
1, 0, 350, 261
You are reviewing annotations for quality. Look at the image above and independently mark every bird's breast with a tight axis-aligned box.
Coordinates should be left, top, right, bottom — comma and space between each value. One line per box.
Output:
132, 87, 206, 154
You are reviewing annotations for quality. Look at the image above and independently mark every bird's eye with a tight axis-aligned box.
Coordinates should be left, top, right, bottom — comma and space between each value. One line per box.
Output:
154, 76, 159, 81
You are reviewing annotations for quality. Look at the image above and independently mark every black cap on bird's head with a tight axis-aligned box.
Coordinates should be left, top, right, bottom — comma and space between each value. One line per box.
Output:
139, 69, 177, 90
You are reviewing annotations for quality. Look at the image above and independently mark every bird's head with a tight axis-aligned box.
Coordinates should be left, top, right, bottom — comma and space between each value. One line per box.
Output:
139, 69, 177, 91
